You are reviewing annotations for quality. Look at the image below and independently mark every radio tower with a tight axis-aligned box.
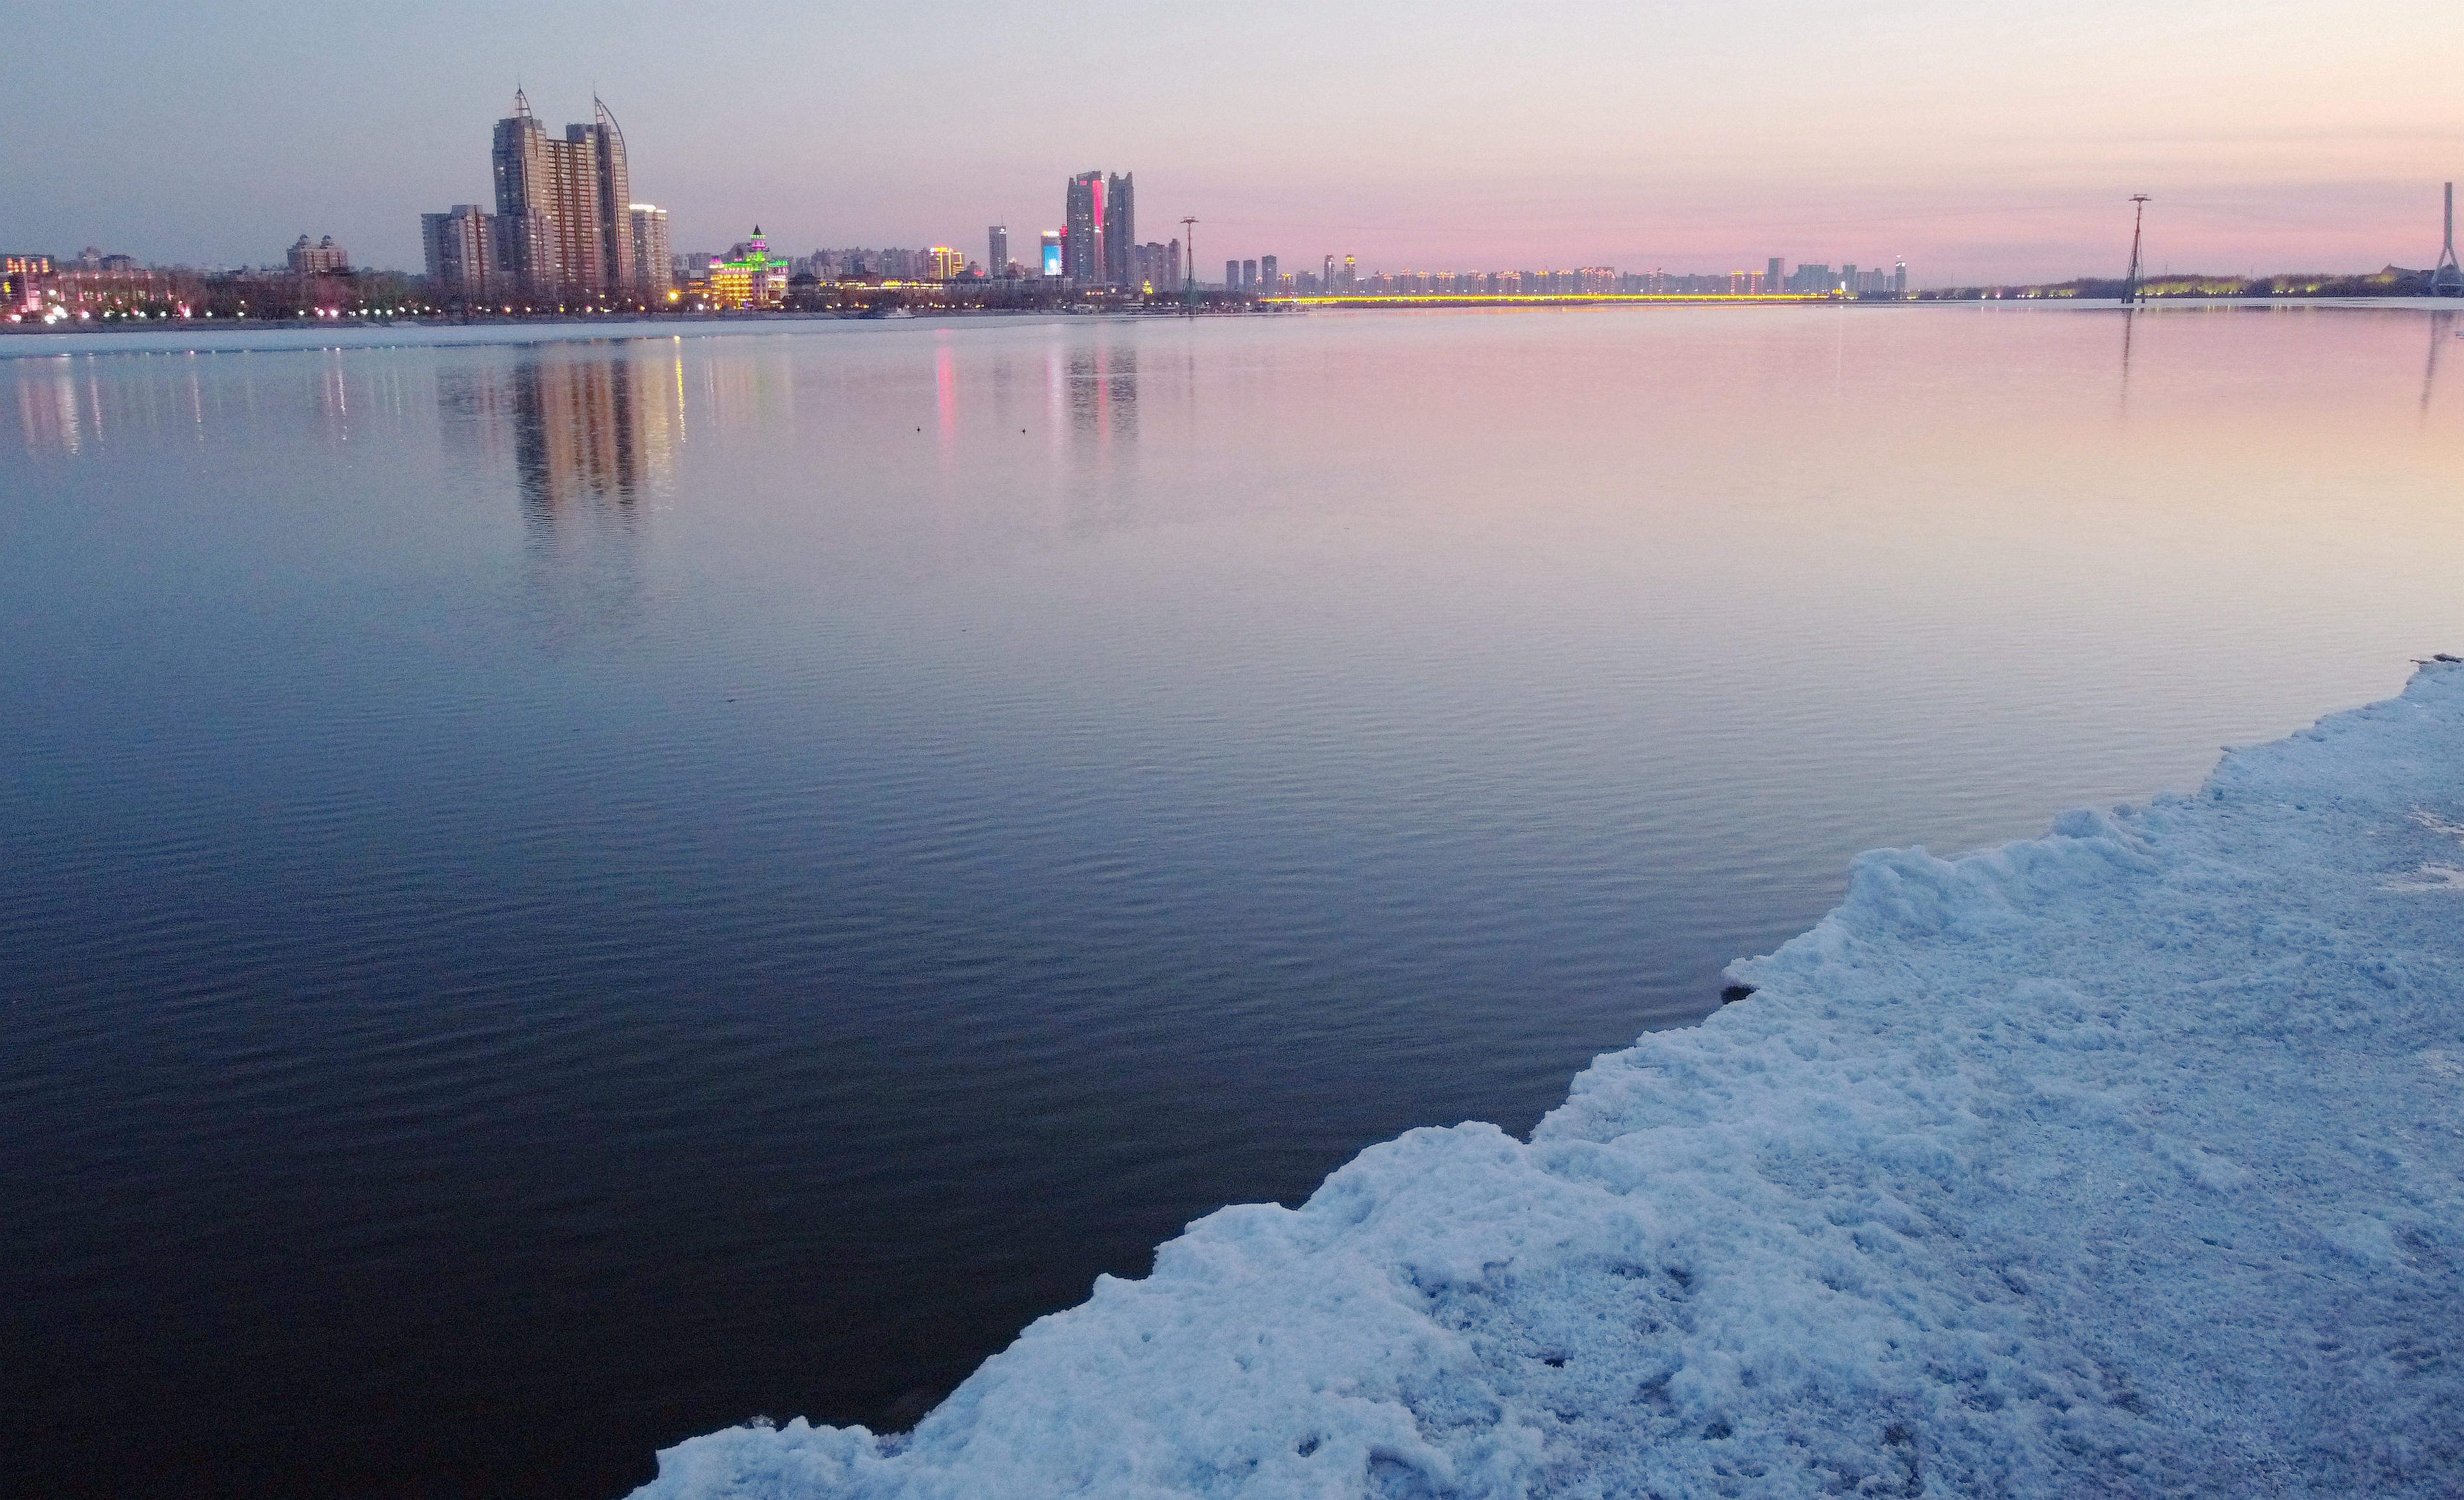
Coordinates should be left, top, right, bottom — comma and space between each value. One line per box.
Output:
2120, 195, 2151, 307
2433, 182, 2463, 296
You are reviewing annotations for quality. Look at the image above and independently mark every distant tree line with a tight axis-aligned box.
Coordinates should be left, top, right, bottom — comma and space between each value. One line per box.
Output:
1914, 266, 2441, 301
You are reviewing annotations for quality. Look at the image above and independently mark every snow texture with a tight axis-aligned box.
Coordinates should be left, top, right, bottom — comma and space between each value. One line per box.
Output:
636, 662, 2464, 1499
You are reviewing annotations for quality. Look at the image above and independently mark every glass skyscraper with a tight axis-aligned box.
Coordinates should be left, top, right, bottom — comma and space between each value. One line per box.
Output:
1103, 173, 1134, 289
1065, 170, 1137, 288
1065, 172, 1103, 285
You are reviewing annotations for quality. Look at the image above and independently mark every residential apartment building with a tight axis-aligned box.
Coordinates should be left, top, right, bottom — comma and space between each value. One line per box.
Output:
287, 235, 349, 273
421, 207, 495, 299
487, 91, 634, 298
629, 205, 672, 296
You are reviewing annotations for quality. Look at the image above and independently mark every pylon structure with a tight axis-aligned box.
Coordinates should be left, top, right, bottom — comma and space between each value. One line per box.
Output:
2433, 182, 2463, 296
2120, 195, 2151, 307
1180, 216, 1199, 312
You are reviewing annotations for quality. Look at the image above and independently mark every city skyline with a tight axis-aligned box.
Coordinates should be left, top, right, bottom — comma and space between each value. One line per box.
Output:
4, 0, 2458, 285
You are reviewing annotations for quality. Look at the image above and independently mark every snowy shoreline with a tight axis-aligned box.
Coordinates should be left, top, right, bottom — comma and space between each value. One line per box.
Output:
636, 662, 2464, 1499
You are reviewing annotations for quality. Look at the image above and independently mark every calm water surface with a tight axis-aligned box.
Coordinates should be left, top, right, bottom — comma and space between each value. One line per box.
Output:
5, 305, 2461, 1498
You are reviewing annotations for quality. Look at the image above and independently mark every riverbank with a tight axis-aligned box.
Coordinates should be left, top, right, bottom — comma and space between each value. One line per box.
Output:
8, 299, 2457, 363
636, 659, 2464, 1499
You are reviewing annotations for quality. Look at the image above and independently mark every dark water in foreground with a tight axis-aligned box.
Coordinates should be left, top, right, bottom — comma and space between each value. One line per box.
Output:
4, 305, 2460, 1499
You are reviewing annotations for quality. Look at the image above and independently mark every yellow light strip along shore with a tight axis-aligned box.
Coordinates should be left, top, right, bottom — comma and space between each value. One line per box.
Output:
1258, 294, 1838, 307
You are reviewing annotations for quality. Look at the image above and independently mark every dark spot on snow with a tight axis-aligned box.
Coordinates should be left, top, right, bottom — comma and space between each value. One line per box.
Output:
1702, 1421, 1731, 1440
1366, 1453, 1438, 1498
1542, 1355, 1567, 1367
1882, 1424, 1922, 1495
1720, 984, 1755, 1003
1295, 1435, 1319, 1457
1663, 1265, 1693, 1291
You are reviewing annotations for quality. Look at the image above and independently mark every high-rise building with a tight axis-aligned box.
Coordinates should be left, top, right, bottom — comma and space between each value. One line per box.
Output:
1062, 171, 1139, 287
928, 246, 965, 280
1241, 259, 1257, 290
1225, 260, 1238, 290
1167, 238, 1182, 289
1767, 257, 1784, 290
1041, 231, 1065, 278
988, 226, 1009, 279
488, 90, 636, 299
287, 235, 350, 274
1103, 173, 1134, 287
629, 205, 672, 297
582, 99, 635, 291
1066, 172, 1104, 284
422, 207, 495, 299
1323, 255, 1335, 291
1343, 255, 1356, 291
1260, 254, 1278, 294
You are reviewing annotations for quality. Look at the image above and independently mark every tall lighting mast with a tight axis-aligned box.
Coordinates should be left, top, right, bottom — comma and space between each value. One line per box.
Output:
1181, 216, 1199, 313
2121, 195, 2151, 308
2433, 182, 2463, 296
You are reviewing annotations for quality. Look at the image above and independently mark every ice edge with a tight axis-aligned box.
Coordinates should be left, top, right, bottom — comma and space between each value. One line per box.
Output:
636, 660, 2464, 1500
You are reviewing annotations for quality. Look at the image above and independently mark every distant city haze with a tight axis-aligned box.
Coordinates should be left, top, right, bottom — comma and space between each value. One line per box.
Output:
5, 0, 2459, 285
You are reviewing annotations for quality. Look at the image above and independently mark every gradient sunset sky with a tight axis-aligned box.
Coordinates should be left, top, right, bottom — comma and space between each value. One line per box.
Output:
8, 0, 2459, 285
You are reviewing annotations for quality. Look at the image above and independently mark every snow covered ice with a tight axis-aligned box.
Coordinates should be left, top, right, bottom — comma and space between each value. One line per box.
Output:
635, 662, 2464, 1499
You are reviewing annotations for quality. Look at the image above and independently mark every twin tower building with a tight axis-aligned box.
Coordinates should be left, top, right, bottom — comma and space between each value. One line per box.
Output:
1065, 171, 1137, 287
421, 92, 673, 306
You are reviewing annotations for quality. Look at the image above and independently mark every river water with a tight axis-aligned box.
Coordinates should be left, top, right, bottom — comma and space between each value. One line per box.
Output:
5, 304, 2460, 1498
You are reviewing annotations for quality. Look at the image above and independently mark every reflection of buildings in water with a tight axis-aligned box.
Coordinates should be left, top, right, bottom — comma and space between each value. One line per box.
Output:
1028, 330, 1143, 533
441, 352, 677, 529
513, 356, 641, 524
697, 350, 792, 440
2424, 311, 2454, 421
1067, 334, 1138, 450
439, 350, 681, 639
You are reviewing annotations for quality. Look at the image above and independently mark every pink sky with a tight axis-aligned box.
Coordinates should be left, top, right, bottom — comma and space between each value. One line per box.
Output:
6, 0, 2459, 283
